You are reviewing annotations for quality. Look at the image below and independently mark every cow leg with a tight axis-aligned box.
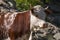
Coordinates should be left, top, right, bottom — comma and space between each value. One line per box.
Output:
9, 33, 15, 40
29, 32, 32, 40
9, 29, 15, 40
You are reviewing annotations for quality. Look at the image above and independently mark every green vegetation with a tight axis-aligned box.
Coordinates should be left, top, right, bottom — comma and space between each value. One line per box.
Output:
15, 0, 42, 11
45, 0, 50, 3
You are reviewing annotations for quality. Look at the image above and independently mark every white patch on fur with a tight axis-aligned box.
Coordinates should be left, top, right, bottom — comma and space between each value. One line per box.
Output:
30, 13, 46, 29
4, 12, 17, 30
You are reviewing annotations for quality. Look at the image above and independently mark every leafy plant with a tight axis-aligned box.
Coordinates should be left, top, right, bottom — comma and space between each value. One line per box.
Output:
15, 0, 42, 11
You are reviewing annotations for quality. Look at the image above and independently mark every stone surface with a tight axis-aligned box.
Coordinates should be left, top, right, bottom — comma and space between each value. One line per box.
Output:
46, 14, 60, 27
32, 22, 60, 40
53, 33, 60, 40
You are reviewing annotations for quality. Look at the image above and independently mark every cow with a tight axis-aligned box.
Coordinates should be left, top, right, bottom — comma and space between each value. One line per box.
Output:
0, 5, 52, 40
0, 11, 30, 40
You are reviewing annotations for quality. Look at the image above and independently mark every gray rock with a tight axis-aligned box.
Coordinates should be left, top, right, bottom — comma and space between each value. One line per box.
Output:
46, 14, 60, 27
32, 22, 60, 40
49, 4, 60, 12
53, 33, 60, 40
4, 0, 16, 9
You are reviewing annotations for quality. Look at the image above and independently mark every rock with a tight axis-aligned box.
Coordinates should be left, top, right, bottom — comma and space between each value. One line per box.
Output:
4, 0, 16, 9
0, 0, 9, 8
32, 21, 60, 40
49, 4, 60, 12
0, 6, 9, 13
46, 14, 60, 27
53, 33, 60, 40
0, 0, 16, 12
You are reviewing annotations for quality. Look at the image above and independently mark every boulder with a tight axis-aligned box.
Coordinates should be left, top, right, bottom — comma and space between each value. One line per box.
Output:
53, 33, 60, 40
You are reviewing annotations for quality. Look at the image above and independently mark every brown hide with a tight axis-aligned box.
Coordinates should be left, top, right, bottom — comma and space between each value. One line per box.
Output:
0, 13, 8, 39
0, 13, 4, 26
9, 11, 30, 40
0, 11, 30, 40
0, 13, 4, 39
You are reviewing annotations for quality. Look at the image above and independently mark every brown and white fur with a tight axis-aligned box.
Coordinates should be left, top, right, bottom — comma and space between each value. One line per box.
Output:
0, 5, 53, 40
29, 5, 47, 40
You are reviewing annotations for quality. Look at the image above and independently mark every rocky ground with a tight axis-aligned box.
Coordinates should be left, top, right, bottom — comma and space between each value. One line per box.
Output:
32, 22, 60, 40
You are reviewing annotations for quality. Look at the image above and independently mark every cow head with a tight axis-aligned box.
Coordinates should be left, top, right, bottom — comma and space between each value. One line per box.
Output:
31, 5, 46, 20
31, 5, 53, 17
30, 5, 47, 29
30, 5, 54, 29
